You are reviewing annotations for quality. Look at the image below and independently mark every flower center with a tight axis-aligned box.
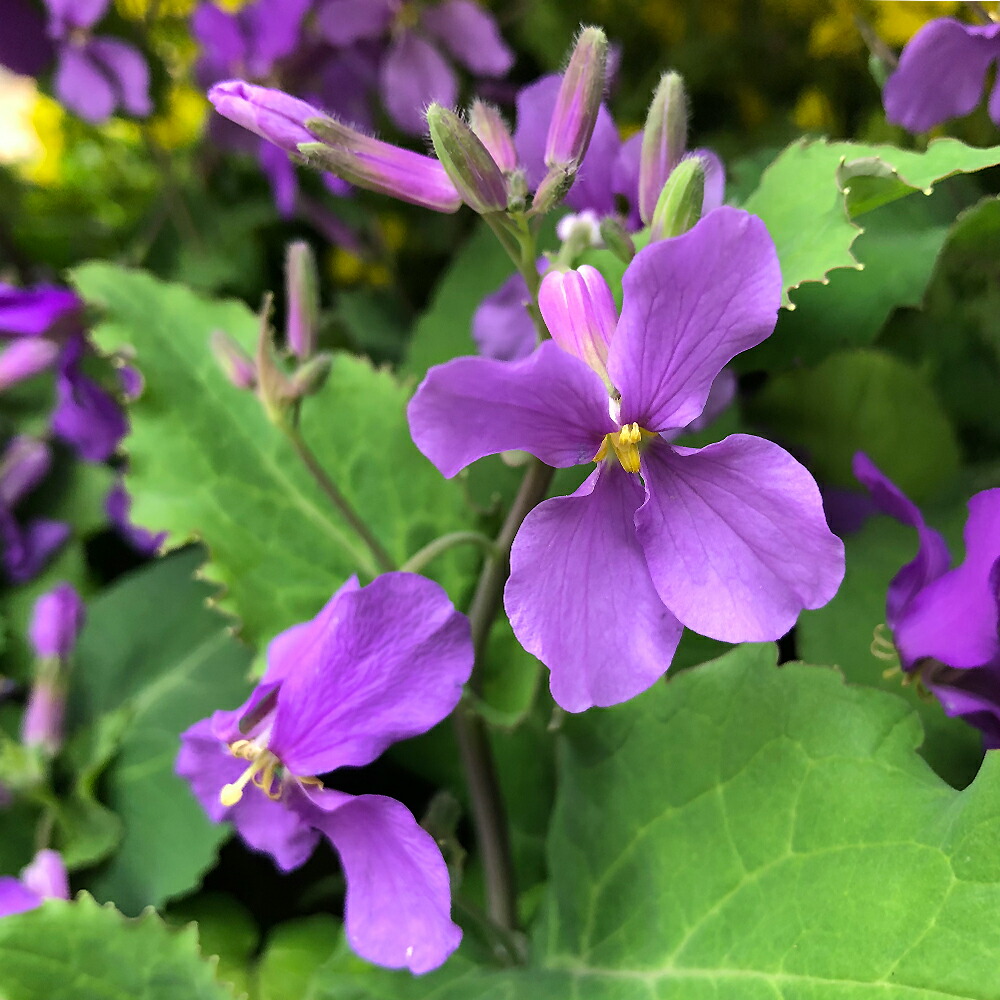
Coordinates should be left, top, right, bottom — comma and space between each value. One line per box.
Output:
220, 739, 283, 806
593, 422, 655, 473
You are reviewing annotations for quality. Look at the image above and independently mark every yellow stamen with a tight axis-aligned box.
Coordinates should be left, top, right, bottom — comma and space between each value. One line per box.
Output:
220, 742, 281, 806
593, 423, 654, 474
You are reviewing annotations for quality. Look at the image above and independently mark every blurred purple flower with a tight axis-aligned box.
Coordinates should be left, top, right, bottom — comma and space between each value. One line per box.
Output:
0, 850, 69, 918
0, 437, 69, 584
0, 0, 55, 77
884, 18, 1000, 132
410, 209, 844, 711
29, 582, 85, 660
855, 453, 1000, 746
0, 339, 61, 391
0, 284, 80, 338
177, 572, 471, 973
105, 478, 165, 556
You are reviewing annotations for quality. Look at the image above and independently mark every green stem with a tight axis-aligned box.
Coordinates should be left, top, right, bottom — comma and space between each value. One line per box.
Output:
401, 531, 499, 575
283, 424, 396, 574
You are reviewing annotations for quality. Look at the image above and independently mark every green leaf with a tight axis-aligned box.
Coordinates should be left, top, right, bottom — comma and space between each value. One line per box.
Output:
74, 263, 474, 648
67, 547, 254, 913
747, 347, 960, 500
256, 916, 344, 1000
743, 137, 1000, 305
309, 644, 1000, 999
0, 894, 237, 1000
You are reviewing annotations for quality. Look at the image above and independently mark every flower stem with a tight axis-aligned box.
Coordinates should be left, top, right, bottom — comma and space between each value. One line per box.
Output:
457, 457, 555, 937
401, 531, 500, 574
283, 423, 396, 574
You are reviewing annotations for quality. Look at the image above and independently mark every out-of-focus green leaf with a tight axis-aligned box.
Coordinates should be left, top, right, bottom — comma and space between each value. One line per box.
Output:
256, 915, 344, 1000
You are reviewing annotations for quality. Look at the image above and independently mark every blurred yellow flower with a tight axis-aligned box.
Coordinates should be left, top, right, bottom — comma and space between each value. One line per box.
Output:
809, 0, 963, 58
147, 84, 208, 148
793, 85, 840, 133
115, 0, 249, 17
0, 71, 44, 168
329, 248, 391, 288
20, 93, 67, 187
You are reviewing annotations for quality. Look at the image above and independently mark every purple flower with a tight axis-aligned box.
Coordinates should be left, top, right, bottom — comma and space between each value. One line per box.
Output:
44, 0, 151, 123
177, 572, 471, 973
0, 339, 61, 391
316, 0, 514, 135
0, 0, 55, 77
0, 850, 69, 918
409, 209, 845, 711
105, 477, 165, 556
0, 284, 80, 337
855, 453, 1000, 746
884, 18, 1000, 132
29, 583, 85, 660
0, 437, 69, 584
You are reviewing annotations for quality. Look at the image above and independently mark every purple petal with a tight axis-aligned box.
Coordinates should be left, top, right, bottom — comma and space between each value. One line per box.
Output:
29, 583, 85, 660
609, 208, 781, 432
538, 265, 616, 383
883, 18, 1000, 132
924, 661, 1000, 749
269, 573, 472, 776
313, 46, 379, 130
420, 0, 513, 77
105, 478, 166, 556
506, 463, 683, 712
86, 37, 152, 118
0, 0, 54, 76
0, 338, 60, 390
0, 436, 51, 507
291, 788, 462, 974
315, 0, 393, 46
54, 45, 116, 123
52, 363, 128, 462
407, 341, 614, 478
176, 717, 320, 871
0, 878, 42, 918
853, 452, 951, 629
472, 271, 537, 361
20, 850, 69, 901
45, 0, 108, 32
244, 0, 312, 73
0, 284, 80, 337
690, 148, 726, 212
380, 32, 456, 135
895, 489, 1000, 669
258, 139, 298, 217
192, 3, 246, 74
209, 80, 322, 154
636, 435, 845, 642
2, 517, 70, 584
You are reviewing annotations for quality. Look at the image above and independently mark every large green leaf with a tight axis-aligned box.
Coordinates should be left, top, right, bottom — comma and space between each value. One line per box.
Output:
743, 137, 1000, 306
67, 548, 254, 913
0, 894, 236, 1000
309, 644, 1000, 999
74, 263, 473, 648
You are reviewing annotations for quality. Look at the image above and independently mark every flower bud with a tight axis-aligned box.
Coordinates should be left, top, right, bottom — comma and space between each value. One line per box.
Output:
21, 678, 64, 755
21, 850, 69, 902
209, 80, 321, 154
649, 155, 705, 243
639, 71, 689, 226
468, 100, 517, 173
426, 105, 509, 216
0, 338, 60, 390
544, 26, 608, 172
29, 583, 85, 660
254, 295, 295, 425
210, 330, 257, 390
531, 164, 575, 215
599, 216, 636, 264
285, 241, 319, 361
288, 352, 333, 400
300, 117, 461, 213
0, 436, 51, 507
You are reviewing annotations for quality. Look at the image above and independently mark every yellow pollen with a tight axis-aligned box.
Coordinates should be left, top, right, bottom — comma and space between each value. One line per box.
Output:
593, 423, 652, 474
220, 741, 281, 807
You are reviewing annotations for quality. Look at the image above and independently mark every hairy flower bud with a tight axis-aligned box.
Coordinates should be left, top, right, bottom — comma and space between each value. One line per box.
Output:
209, 80, 320, 153
426, 105, 508, 215
599, 216, 636, 264
639, 71, 689, 226
210, 330, 257, 390
0, 338, 60, 390
468, 100, 517, 173
649, 156, 705, 243
301, 116, 461, 213
21, 678, 64, 755
289, 352, 333, 400
531, 164, 575, 215
254, 295, 295, 424
544, 26, 608, 172
285, 241, 320, 360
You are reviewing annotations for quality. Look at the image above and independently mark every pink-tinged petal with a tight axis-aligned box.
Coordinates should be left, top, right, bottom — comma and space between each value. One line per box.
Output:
884, 19, 1000, 132
176, 717, 320, 871
506, 464, 683, 712
896, 489, 1000, 669
636, 436, 845, 642
20, 850, 68, 901
315, 0, 393, 45
55, 45, 115, 123
408, 341, 614, 478
853, 452, 951, 628
0, 878, 41, 918
269, 573, 472, 776
0, 338, 60, 390
87, 37, 151, 117
609, 208, 781, 432
381, 32, 456, 135
291, 788, 461, 974
421, 0, 513, 77
688, 148, 725, 212
538, 266, 616, 383
245, 0, 312, 72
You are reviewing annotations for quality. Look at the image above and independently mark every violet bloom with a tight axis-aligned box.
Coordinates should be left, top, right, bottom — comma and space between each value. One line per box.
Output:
0, 284, 80, 338
884, 18, 1000, 132
29, 582, 85, 660
0, 850, 69, 918
44, 0, 151, 123
0, 437, 69, 584
105, 478, 165, 556
315, 0, 514, 134
177, 572, 471, 973
409, 208, 844, 712
855, 453, 1000, 746
0, 0, 54, 77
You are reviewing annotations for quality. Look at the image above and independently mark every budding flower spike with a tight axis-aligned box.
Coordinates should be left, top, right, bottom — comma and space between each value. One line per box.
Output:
285, 241, 320, 361
639, 71, 689, 227
427, 104, 509, 216
177, 573, 472, 973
